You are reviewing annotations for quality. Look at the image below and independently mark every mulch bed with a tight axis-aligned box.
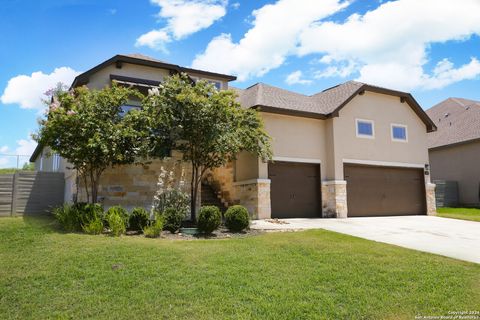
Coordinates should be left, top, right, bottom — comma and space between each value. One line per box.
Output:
126, 227, 264, 240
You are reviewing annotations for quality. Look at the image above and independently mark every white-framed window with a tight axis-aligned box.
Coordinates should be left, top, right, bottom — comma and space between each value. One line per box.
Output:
391, 124, 408, 142
207, 80, 222, 90
356, 119, 375, 139
119, 105, 140, 117
190, 76, 222, 90
52, 153, 61, 172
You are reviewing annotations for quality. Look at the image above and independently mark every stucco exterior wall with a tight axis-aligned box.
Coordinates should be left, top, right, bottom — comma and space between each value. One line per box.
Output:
429, 140, 480, 206
87, 63, 170, 90
331, 91, 430, 180
235, 151, 259, 181
261, 112, 327, 166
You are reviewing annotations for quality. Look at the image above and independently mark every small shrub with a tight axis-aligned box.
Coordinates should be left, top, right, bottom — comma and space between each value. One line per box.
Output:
163, 207, 185, 233
53, 204, 81, 232
129, 207, 149, 231
75, 202, 104, 226
143, 216, 164, 238
106, 212, 126, 237
153, 189, 190, 217
82, 217, 104, 235
197, 206, 221, 234
225, 205, 250, 232
105, 206, 129, 229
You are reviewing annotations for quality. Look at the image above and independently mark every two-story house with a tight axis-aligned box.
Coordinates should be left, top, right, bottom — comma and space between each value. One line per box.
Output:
31, 54, 437, 219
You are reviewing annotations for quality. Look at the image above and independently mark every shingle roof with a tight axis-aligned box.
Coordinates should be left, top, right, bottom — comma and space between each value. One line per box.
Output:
234, 81, 363, 115
426, 98, 480, 149
122, 53, 169, 64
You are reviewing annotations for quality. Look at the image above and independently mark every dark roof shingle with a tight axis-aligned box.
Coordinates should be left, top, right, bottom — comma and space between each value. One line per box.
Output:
426, 98, 480, 149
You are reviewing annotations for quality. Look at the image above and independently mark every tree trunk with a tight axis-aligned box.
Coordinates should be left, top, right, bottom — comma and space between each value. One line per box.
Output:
190, 163, 197, 221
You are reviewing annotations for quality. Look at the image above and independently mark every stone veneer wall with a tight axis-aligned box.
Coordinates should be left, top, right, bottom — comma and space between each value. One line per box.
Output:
233, 180, 271, 219
426, 183, 436, 216
205, 164, 272, 219
78, 152, 197, 213
205, 163, 235, 206
321, 181, 348, 218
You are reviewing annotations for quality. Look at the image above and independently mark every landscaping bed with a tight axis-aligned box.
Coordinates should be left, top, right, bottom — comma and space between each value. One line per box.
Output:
1, 216, 479, 319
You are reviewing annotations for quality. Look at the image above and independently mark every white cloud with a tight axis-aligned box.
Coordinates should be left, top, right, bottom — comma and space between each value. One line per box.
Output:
231, 2, 240, 9
0, 138, 37, 168
15, 138, 37, 156
297, 0, 480, 90
192, 0, 348, 81
1, 67, 80, 110
314, 60, 356, 79
136, 0, 228, 50
285, 70, 312, 85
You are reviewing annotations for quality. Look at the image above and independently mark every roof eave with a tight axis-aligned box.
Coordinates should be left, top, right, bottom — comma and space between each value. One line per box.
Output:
71, 54, 236, 89
253, 105, 327, 120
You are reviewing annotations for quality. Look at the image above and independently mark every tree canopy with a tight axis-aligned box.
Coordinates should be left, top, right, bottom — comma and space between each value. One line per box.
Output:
36, 84, 142, 203
140, 73, 272, 219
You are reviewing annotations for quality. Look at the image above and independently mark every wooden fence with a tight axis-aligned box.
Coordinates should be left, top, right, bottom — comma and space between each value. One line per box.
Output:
0, 171, 64, 216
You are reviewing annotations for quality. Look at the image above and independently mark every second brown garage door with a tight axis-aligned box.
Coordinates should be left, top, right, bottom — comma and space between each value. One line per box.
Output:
344, 164, 426, 217
268, 162, 321, 218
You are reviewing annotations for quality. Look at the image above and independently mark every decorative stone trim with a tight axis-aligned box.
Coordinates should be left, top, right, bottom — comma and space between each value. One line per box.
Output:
322, 180, 347, 185
426, 183, 436, 216
321, 180, 348, 218
233, 179, 271, 186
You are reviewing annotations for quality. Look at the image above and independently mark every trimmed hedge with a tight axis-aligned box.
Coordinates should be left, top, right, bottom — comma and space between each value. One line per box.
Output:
225, 205, 250, 232
197, 206, 221, 234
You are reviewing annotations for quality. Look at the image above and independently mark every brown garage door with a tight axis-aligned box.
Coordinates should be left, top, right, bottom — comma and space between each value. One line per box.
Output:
344, 164, 426, 217
268, 162, 321, 218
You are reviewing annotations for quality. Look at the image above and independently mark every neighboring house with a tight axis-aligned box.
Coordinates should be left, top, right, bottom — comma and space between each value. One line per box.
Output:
31, 54, 437, 218
426, 98, 480, 207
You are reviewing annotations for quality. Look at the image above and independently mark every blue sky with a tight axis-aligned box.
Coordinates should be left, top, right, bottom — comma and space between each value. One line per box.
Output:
1, 0, 480, 168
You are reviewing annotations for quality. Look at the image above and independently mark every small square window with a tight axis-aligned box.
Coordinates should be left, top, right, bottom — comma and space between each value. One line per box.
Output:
392, 124, 407, 141
356, 119, 374, 138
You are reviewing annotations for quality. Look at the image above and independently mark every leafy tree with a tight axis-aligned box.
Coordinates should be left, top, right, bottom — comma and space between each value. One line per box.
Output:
22, 162, 34, 171
141, 74, 272, 220
36, 84, 142, 203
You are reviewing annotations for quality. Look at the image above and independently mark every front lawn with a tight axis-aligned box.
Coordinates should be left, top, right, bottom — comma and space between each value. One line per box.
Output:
437, 207, 480, 222
0, 217, 479, 319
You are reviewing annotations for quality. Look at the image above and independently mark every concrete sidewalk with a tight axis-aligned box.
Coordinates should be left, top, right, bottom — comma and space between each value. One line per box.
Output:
251, 216, 480, 264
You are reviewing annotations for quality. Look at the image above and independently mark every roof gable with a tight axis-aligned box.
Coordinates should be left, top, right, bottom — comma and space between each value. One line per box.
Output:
235, 81, 436, 132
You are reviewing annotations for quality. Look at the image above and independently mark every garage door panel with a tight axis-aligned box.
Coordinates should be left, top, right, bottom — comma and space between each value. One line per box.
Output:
269, 162, 321, 218
345, 165, 426, 217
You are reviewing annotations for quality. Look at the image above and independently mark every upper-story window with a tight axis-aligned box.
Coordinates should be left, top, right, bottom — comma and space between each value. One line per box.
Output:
356, 119, 375, 139
191, 76, 222, 90
207, 80, 222, 90
119, 105, 140, 117
391, 124, 408, 142
52, 153, 61, 172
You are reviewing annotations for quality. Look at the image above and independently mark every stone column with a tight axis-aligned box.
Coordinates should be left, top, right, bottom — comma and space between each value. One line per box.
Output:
233, 179, 271, 220
321, 180, 348, 218
256, 180, 271, 219
426, 183, 436, 216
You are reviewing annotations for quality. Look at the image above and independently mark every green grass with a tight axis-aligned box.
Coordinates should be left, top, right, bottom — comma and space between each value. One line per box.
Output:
437, 207, 480, 222
0, 168, 16, 175
1, 217, 479, 319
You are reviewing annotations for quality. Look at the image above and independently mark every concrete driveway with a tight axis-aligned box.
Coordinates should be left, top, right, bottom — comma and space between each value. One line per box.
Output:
251, 216, 480, 264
